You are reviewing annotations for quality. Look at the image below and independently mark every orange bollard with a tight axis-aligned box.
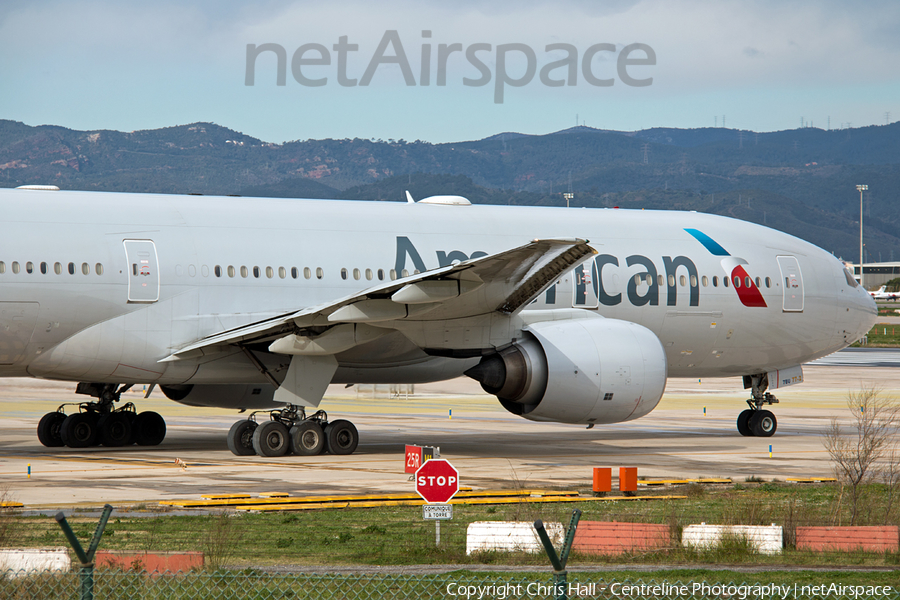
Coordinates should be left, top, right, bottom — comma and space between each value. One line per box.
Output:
619, 467, 638, 496
592, 467, 611, 496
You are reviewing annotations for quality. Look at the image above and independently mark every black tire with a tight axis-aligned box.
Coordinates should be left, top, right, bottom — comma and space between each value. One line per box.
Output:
98, 412, 133, 447
290, 421, 326, 456
750, 410, 777, 437
252, 421, 290, 457
37, 412, 66, 447
60, 412, 100, 448
737, 409, 754, 437
325, 419, 359, 456
134, 411, 166, 446
227, 420, 258, 456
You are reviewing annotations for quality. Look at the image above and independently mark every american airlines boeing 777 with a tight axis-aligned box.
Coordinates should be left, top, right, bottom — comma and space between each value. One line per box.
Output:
0, 187, 875, 456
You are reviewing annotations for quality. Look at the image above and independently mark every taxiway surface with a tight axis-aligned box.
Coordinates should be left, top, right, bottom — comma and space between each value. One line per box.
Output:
1, 351, 898, 509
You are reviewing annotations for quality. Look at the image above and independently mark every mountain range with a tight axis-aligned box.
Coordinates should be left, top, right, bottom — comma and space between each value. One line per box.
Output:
1, 118, 898, 262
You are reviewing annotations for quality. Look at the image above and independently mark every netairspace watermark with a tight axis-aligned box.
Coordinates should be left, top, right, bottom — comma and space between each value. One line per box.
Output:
443, 581, 897, 599
245, 30, 656, 103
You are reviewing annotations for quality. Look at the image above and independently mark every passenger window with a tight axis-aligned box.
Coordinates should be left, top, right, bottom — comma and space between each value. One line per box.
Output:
390, 269, 397, 280
68, 262, 75, 275
54, 262, 61, 275
228, 266, 235, 277
95, 263, 103, 276
679, 275, 686, 287
316, 267, 324, 279
634, 274, 641, 285
657, 274, 664, 287
82, 262, 89, 275
701, 275, 709, 287
766, 277, 772, 288
690, 275, 697, 287
713, 276, 718, 287
734, 276, 741, 288
278, 267, 286, 279
266, 266, 274, 279
201, 265, 209, 277
240, 266, 248, 278
26, 262, 33, 274
12, 262, 20, 274
667, 274, 675, 287
377, 269, 384, 281
341, 268, 348, 280
724, 276, 729, 288
215, 265, 222, 277
303, 267, 311, 279
401, 269, 409, 277
754, 277, 760, 288
745, 276, 752, 288
353, 268, 360, 280
40, 262, 47, 274
645, 274, 652, 286
0, 261, 5, 274
291, 267, 298, 279
365, 268, 373, 281
253, 266, 260, 278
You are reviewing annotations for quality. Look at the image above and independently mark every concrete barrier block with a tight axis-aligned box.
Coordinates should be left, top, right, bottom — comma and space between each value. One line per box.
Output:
573, 521, 670, 555
0, 548, 71, 578
466, 521, 563, 555
94, 550, 204, 573
796, 526, 899, 552
682, 523, 782, 555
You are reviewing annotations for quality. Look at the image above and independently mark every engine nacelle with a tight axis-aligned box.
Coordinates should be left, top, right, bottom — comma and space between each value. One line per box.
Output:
160, 384, 280, 410
465, 318, 667, 425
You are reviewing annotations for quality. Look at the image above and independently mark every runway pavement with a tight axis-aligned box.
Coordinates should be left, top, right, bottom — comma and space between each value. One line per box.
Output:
1, 350, 898, 510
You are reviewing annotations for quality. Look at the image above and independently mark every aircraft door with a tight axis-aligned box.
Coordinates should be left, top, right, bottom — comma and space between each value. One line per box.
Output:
777, 255, 804, 312
124, 240, 160, 303
572, 260, 599, 309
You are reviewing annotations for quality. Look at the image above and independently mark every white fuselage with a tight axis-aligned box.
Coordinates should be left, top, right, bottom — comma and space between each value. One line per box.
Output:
0, 189, 875, 390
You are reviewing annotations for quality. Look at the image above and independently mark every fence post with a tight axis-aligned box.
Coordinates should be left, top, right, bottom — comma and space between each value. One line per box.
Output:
54, 504, 113, 600
534, 509, 581, 600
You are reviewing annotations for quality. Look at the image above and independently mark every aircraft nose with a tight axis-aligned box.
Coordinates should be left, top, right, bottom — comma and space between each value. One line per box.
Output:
846, 286, 877, 342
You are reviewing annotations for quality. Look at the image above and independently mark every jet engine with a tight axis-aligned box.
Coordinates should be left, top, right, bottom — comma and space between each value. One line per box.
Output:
465, 318, 667, 424
160, 384, 279, 409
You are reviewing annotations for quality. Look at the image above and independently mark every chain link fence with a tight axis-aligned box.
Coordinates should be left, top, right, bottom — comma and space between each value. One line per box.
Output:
1, 571, 898, 600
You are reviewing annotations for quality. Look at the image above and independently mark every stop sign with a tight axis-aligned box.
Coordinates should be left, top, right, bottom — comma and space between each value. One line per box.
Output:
415, 459, 460, 503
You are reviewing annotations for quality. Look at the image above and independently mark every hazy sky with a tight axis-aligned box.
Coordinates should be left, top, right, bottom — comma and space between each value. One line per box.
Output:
1, 0, 897, 143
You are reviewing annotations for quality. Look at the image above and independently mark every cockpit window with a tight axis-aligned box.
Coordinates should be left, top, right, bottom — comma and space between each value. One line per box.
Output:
843, 268, 859, 288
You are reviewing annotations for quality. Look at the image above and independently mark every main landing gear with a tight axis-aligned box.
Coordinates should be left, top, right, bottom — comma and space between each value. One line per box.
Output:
226, 404, 359, 457
36, 383, 166, 448
737, 374, 779, 437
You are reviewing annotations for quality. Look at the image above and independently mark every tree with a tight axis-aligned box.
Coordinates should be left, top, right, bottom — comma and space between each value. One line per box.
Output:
823, 387, 900, 525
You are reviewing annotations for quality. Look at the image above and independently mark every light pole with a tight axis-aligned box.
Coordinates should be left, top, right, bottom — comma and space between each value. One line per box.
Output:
857, 184, 867, 287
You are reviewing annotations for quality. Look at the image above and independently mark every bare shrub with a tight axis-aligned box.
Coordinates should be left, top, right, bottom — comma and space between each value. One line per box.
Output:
203, 511, 239, 570
823, 387, 900, 525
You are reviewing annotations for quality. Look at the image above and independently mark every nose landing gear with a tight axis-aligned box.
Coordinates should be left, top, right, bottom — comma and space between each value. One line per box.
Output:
737, 374, 779, 437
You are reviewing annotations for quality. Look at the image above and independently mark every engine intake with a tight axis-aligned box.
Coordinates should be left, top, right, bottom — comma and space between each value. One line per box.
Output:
465, 318, 667, 425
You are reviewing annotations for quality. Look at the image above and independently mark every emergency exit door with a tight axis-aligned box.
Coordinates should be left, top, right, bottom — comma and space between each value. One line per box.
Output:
124, 240, 160, 303
777, 255, 804, 312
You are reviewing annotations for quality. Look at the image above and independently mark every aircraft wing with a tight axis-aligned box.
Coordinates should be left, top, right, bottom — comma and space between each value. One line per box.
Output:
162, 238, 594, 361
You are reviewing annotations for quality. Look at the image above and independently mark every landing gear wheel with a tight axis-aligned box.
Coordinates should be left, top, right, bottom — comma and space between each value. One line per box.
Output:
750, 410, 777, 437
227, 420, 258, 456
737, 409, 754, 437
133, 411, 166, 446
37, 412, 67, 447
252, 421, 290, 457
60, 413, 100, 448
289, 421, 326, 456
325, 419, 359, 455
98, 412, 133, 447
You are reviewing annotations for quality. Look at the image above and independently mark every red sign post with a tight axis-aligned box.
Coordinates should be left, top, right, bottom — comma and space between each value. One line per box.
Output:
415, 459, 460, 504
